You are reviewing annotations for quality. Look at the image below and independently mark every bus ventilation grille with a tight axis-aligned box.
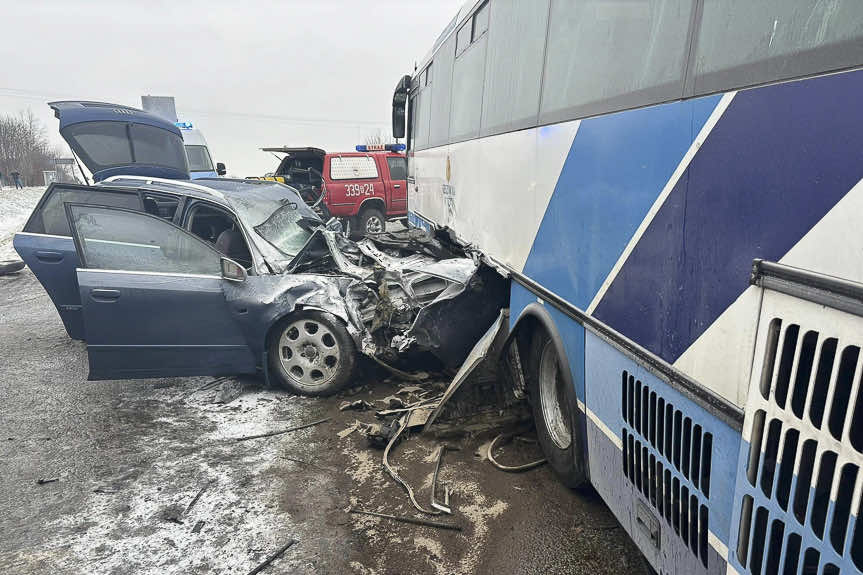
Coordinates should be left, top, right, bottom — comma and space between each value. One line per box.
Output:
621, 370, 712, 568
736, 319, 863, 575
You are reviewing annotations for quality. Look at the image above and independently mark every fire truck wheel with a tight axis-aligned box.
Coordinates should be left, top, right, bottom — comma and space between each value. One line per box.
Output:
359, 207, 386, 236
527, 328, 587, 488
268, 310, 356, 396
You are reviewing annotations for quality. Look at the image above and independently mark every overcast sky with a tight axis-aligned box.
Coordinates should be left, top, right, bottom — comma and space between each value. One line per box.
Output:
0, 0, 464, 176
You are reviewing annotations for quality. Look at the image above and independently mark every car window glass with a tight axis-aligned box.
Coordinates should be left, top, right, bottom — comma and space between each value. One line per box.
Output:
187, 203, 253, 268
25, 186, 142, 236
141, 192, 180, 221
129, 124, 189, 170
64, 122, 132, 167
69, 205, 220, 275
329, 156, 379, 180
386, 157, 407, 180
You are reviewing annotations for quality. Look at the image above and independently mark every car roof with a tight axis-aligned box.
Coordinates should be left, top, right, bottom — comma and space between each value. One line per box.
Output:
100, 176, 306, 211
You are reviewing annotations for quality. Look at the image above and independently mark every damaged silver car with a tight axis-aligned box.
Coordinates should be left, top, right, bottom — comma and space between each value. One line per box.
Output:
14, 101, 505, 395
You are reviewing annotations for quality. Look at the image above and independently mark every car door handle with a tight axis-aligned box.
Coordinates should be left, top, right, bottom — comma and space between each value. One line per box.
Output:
90, 289, 121, 302
393, 184, 401, 189
35, 250, 63, 263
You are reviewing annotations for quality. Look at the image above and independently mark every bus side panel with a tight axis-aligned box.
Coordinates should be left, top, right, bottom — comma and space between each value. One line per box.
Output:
409, 121, 579, 274
584, 330, 742, 575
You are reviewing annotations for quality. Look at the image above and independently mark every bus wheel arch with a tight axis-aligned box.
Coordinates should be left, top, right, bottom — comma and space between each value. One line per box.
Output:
509, 303, 588, 488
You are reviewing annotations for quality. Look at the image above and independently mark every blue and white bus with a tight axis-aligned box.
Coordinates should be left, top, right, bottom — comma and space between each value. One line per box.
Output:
392, 2, 863, 574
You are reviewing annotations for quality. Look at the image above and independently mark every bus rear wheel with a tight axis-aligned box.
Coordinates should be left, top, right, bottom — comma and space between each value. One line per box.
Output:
527, 329, 586, 488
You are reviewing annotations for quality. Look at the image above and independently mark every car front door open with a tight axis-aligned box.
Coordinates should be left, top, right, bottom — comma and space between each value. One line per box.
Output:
65, 203, 256, 380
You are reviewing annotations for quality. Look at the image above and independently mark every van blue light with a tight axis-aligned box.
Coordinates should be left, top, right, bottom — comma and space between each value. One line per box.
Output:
175, 121, 194, 129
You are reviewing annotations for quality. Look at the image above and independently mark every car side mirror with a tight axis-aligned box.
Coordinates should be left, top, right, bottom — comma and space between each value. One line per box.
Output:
221, 257, 246, 282
216, 162, 227, 176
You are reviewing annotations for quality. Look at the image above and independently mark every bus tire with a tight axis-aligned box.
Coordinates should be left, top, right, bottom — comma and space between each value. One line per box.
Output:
527, 328, 587, 488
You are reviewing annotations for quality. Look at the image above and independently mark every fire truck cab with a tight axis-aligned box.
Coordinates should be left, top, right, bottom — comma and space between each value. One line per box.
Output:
260, 144, 407, 236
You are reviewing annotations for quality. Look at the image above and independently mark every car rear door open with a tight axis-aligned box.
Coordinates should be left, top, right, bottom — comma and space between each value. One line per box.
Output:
13, 184, 143, 340
65, 203, 256, 380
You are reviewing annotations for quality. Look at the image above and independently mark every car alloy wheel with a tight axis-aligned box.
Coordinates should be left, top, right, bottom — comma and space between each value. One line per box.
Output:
278, 317, 342, 388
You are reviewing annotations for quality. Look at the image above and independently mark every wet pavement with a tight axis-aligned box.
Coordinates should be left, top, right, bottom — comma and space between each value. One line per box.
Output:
0, 266, 644, 574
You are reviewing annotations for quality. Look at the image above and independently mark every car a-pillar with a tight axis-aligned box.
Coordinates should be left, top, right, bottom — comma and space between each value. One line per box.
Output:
507, 302, 588, 488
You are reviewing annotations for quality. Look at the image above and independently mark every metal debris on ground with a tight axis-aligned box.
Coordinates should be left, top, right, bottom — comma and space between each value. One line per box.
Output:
337, 420, 361, 439
362, 419, 400, 449
339, 399, 374, 412
487, 432, 547, 472
424, 311, 507, 431
348, 508, 462, 531
215, 378, 245, 404
383, 416, 445, 515
35, 477, 58, 485
430, 445, 454, 515
183, 376, 233, 399
369, 356, 430, 382
235, 417, 331, 442
184, 480, 213, 515
244, 538, 299, 575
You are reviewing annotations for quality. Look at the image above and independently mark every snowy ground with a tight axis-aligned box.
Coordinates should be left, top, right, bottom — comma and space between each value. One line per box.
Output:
0, 186, 44, 260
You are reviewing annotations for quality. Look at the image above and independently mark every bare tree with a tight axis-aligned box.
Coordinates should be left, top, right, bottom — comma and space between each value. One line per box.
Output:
0, 108, 55, 187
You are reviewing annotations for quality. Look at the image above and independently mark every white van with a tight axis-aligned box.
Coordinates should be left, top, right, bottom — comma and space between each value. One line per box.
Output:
177, 122, 225, 179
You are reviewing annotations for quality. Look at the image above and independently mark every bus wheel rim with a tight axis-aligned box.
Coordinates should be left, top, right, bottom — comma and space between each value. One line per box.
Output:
539, 340, 572, 450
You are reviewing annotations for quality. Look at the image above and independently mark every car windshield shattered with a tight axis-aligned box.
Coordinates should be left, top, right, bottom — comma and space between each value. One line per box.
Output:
250, 201, 313, 257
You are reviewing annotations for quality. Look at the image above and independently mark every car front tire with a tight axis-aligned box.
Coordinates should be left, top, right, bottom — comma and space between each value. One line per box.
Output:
268, 310, 356, 396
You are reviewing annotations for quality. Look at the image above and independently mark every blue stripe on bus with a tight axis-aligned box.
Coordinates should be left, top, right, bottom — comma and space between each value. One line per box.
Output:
522, 95, 721, 310
593, 69, 863, 363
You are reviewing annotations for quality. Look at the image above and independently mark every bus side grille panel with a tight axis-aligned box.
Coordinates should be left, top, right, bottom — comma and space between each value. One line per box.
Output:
736, 318, 863, 574
621, 370, 713, 568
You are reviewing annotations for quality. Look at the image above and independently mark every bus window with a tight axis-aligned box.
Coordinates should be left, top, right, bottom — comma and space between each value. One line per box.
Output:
540, 0, 693, 124
481, 0, 549, 135
429, 34, 455, 147
694, 0, 863, 95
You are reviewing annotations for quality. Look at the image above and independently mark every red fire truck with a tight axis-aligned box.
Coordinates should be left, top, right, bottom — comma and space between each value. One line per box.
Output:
257, 144, 407, 236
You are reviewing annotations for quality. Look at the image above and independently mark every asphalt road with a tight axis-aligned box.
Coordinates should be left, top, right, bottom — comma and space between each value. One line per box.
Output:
0, 260, 644, 575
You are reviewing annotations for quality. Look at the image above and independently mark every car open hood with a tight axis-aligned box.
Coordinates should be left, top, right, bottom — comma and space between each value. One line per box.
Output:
50, 101, 190, 182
